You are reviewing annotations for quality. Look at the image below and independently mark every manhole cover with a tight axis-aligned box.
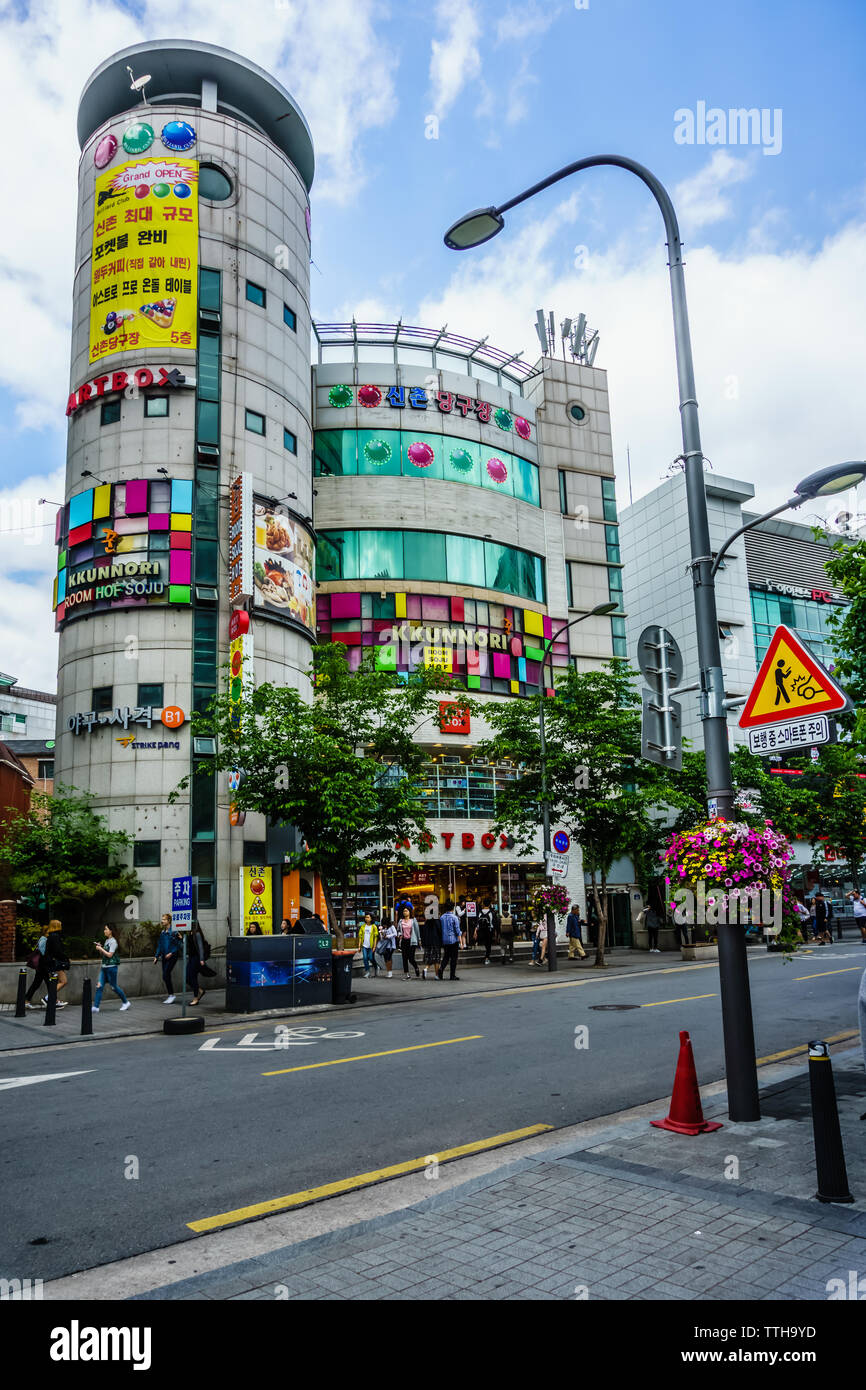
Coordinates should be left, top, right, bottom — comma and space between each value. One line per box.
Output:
588, 1004, 641, 1011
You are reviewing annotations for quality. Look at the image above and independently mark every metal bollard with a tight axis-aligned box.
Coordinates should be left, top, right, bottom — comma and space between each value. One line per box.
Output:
15, 968, 27, 1018
808, 1040, 854, 1203
81, 977, 93, 1036
43, 973, 58, 1026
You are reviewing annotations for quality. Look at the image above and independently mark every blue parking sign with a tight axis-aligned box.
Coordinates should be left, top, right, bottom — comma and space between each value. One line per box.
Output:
171, 876, 195, 931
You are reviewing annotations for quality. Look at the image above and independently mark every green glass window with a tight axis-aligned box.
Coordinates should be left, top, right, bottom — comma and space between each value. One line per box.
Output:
144, 396, 169, 418
405, 531, 447, 582
402, 431, 444, 481
283, 428, 297, 454
318, 531, 359, 580
191, 762, 215, 838
196, 399, 219, 445
137, 683, 163, 708
196, 480, 219, 539
445, 534, 486, 588
357, 429, 400, 477
283, 304, 297, 331
359, 530, 403, 581
133, 840, 161, 867
92, 685, 113, 711
199, 165, 232, 201
195, 539, 219, 586
608, 566, 623, 593
558, 470, 568, 514
193, 610, 218, 685
245, 409, 265, 436
245, 281, 266, 308
566, 562, 574, 608
100, 398, 121, 426
513, 454, 540, 506
198, 333, 220, 401
605, 524, 621, 564
315, 429, 357, 476
199, 268, 221, 312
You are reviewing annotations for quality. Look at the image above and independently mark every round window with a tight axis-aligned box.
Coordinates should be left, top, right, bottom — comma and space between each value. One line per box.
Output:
567, 401, 588, 425
199, 164, 233, 201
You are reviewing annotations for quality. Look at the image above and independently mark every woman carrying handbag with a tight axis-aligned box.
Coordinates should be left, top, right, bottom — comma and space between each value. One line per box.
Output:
187, 920, 215, 1004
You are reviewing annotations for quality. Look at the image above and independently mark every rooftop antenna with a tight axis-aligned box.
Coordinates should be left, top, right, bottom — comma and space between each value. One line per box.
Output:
560, 317, 572, 362
534, 309, 549, 356
126, 65, 152, 104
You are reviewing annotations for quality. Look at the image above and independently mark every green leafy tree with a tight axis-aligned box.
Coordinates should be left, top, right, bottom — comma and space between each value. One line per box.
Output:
822, 532, 866, 710
478, 661, 689, 966
0, 785, 140, 937
183, 644, 458, 946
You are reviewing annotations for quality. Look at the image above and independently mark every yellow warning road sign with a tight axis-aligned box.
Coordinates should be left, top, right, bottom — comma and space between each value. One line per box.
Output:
739, 624, 850, 729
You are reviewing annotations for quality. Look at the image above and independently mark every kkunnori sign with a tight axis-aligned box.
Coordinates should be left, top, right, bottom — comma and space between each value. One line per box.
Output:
739, 624, 850, 729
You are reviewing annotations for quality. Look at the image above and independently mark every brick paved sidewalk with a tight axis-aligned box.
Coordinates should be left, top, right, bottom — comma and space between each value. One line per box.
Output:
123, 1046, 866, 1302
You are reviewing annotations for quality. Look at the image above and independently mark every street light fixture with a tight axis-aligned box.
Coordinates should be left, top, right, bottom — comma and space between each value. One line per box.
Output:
444, 155, 763, 1120
711, 461, 866, 578
537, 602, 619, 973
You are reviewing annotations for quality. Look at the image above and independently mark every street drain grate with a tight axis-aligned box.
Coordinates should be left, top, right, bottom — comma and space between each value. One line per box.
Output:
588, 1003, 642, 1011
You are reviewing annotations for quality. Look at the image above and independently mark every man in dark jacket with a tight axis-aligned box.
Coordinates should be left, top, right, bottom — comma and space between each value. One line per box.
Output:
566, 904, 586, 960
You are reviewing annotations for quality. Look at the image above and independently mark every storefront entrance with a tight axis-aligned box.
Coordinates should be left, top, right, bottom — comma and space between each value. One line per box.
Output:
383, 861, 542, 927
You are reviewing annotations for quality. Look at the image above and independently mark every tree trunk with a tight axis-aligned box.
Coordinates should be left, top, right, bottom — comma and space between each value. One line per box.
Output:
591, 870, 609, 968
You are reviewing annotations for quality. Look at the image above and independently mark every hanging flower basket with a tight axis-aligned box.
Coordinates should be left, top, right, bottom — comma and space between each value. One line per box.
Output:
529, 883, 571, 918
662, 818, 800, 949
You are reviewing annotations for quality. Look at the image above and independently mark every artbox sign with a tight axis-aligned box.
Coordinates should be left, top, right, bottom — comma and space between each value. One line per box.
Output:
65, 365, 193, 417
395, 829, 517, 853
439, 702, 470, 735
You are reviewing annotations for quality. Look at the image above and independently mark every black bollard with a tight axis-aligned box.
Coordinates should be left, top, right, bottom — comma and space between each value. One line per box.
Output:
43, 973, 58, 1027
15, 968, 27, 1018
808, 1040, 854, 1203
81, 977, 93, 1036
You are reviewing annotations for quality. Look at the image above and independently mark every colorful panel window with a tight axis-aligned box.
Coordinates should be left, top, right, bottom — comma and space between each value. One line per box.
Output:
543, 615, 553, 640
524, 610, 544, 638
170, 513, 193, 532
57, 550, 66, 572
68, 490, 94, 530
93, 485, 112, 519
492, 652, 511, 679
467, 674, 481, 690
375, 644, 397, 670
169, 552, 192, 585
450, 596, 465, 622
115, 535, 147, 554
525, 644, 545, 662
170, 532, 192, 550
171, 479, 193, 514
333, 630, 362, 646
125, 480, 149, 515
331, 592, 361, 620
149, 514, 171, 531
113, 517, 145, 535
510, 680, 520, 694
68, 522, 93, 547
169, 585, 191, 604
525, 660, 541, 684
56, 570, 67, 602
421, 595, 450, 621
55, 509, 64, 545
395, 593, 407, 619
518, 657, 527, 682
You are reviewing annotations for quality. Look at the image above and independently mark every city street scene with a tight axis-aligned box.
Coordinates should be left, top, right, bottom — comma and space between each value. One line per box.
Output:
0, 0, 864, 1362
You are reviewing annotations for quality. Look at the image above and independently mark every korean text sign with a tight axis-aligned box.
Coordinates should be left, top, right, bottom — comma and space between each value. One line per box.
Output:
89, 158, 198, 364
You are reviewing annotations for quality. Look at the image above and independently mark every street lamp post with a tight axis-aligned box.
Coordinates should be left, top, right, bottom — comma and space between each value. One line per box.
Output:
538, 604, 617, 971
443, 155, 756, 1117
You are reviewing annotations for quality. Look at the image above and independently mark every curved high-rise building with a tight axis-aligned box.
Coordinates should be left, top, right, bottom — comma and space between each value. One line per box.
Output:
56, 41, 315, 933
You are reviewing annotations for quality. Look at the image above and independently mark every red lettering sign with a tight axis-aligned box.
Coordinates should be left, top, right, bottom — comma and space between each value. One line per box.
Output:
811, 589, 831, 603
438, 701, 471, 735
111, 371, 128, 393
441, 832, 454, 849
134, 367, 154, 389
462, 832, 475, 849
481, 832, 496, 849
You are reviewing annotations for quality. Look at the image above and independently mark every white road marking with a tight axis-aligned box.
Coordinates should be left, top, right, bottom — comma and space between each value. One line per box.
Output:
199, 1025, 366, 1052
0, 1070, 94, 1091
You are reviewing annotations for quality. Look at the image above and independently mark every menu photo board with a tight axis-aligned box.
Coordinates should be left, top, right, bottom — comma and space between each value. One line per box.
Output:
252, 498, 315, 633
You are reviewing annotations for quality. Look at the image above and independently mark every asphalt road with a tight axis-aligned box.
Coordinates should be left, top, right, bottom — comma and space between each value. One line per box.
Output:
1, 947, 863, 1282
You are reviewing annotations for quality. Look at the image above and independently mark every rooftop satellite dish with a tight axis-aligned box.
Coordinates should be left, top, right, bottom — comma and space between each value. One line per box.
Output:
126, 65, 151, 100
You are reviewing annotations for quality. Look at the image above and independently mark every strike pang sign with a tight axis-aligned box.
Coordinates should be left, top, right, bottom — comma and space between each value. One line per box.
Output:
65, 365, 192, 417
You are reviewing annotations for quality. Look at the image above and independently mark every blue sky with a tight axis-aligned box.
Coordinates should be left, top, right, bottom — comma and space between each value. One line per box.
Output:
1, 0, 865, 687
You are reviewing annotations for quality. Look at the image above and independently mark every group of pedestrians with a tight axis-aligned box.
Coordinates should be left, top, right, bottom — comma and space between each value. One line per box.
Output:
356, 898, 588, 980
153, 914, 214, 1005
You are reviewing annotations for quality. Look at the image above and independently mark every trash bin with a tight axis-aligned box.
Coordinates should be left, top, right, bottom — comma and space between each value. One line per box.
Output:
331, 950, 357, 1004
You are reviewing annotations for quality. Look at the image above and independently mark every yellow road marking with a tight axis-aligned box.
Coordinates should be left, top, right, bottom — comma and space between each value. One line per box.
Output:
756, 1029, 859, 1066
641, 993, 717, 1008
792, 967, 863, 981
262, 1035, 482, 1076
187, 1124, 553, 1232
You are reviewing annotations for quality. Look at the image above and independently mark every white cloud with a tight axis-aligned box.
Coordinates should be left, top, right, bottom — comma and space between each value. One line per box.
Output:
505, 56, 538, 126
673, 150, 754, 229
429, 0, 482, 119
0, 469, 64, 690
495, 3, 558, 44
414, 191, 866, 518
0, 0, 399, 426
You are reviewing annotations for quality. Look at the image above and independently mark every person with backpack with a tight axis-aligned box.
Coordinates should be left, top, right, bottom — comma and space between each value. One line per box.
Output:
397, 906, 421, 979
25, 927, 50, 1008
499, 903, 515, 963
378, 911, 397, 978
42, 920, 70, 1007
566, 904, 587, 960
92, 924, 131, 1012
437, 899, 462, 981
474, 901, 494, 964
153, 912, 181, 1003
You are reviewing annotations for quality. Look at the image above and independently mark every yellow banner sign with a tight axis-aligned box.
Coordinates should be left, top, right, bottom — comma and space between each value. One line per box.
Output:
89, 158, 198, 365
241, 866, 273, 935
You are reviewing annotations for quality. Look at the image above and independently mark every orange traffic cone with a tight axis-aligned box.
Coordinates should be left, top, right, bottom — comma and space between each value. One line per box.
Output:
651, 1030, 723, 1135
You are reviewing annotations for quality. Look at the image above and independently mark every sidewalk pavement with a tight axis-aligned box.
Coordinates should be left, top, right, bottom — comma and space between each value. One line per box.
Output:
0, 945, 709, 1052
43, 1040, 866, 1302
